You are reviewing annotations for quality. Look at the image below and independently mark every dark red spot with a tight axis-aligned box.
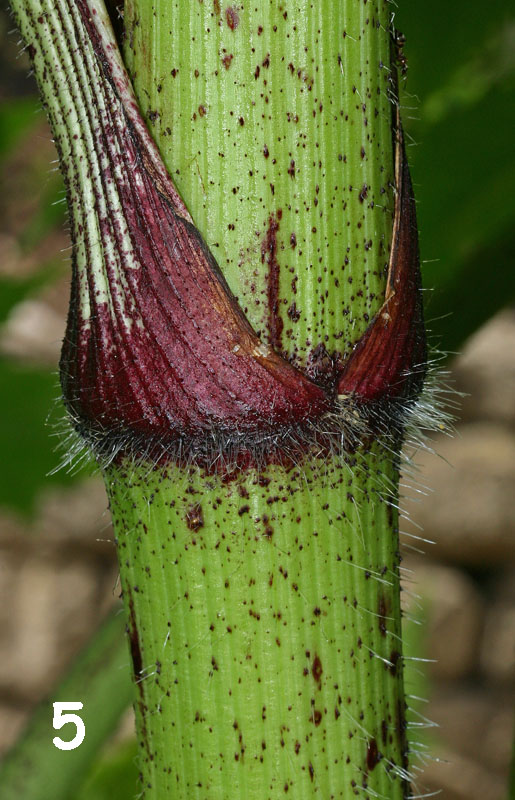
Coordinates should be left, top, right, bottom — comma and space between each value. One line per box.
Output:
186, 503, 204, 531
287, 302, 300, 322
225, 6, 239, 29
311, 709, 322, 726
388, 650, 401, 676
312, 655, 323, 689
366, 738, 380, 770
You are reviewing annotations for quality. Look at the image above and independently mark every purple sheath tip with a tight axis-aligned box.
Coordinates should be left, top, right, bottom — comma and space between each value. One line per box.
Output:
337, 123, 426, 404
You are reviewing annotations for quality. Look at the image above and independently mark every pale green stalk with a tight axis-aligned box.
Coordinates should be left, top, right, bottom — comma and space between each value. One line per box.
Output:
107, 446, 408, 798
107, 2, 408, 798
8, 0, 413, 797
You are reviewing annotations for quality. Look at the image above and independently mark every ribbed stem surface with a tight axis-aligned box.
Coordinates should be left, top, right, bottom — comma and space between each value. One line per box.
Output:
8, 0, 412, 796
117, 1, 408, 797
124, 0, 395, 367
106, 444, 408, 798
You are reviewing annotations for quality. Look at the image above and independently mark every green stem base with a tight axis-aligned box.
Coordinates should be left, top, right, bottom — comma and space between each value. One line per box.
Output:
106, 447, 408, 799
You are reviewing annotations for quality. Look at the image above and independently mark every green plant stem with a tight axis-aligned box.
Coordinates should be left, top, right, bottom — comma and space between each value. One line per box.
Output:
111, 3, 408, 798
106, 449, 408, 798
7, 0, 412, 796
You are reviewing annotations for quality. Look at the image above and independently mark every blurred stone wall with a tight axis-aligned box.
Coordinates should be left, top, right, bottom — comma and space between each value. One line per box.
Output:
401, 310, 515, 799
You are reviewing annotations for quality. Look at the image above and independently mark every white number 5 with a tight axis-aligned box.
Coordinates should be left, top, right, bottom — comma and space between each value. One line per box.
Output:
52, 702, 85, 751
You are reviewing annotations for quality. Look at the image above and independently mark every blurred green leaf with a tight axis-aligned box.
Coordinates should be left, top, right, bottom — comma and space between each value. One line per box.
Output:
0, 96, 40, 162
425, 229, 515, 355
18, 176, 66, 253
0, 276, 43, 325
400, 0, 511, 100
401, 1, 515, 350
0, 96, 66, 252
0, 358, 87, 514
0, 611, 133, 800
75, 739, 139, 800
